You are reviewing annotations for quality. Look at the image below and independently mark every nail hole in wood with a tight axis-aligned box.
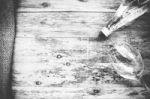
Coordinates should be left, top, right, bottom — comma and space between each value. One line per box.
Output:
57, 54, 62, 59
66, 62, 71, 66
88, 88, 101, 95
78, 0, 88, 2
35, 81, 42, 85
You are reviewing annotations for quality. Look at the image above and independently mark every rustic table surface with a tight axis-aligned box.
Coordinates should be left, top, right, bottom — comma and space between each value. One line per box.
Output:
13, 0, 150, 99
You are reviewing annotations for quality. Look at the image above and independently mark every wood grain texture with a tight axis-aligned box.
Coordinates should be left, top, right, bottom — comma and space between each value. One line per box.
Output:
18, 0, 121, 12
17, 12, 113, 38
13, 37, 111, 85
13, 37, 150, 98
13, 0, 150, 98
13, 12, 150, 99
16, 12, 150, 38
12, 86, 146, 99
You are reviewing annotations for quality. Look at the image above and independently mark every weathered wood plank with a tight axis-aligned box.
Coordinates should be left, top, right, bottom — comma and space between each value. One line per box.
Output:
12, 86, 146, 99
13, 37, 111, 71
14, 37, 111, 56
12, 37, 119, 88
13, 31, 150, 98
18, 0, 121, 12
13, 61, 146, 98
17, 12, 113, 38
13, 37, 126, 64
14, 1, 150, 98
13, 36, 150, 85
17, 12, 150, 38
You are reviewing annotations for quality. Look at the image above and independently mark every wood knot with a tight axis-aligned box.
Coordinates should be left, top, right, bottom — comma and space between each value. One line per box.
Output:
128, 91, 139, 96
41, 2, 50, 8
57, 54, 62, 59
93, 89, 100, 95
35, 81, 42, 85
66, 62, 71, 66
40, 21, 46, 25
87, 88, 101, 95
78, 0, 88, 2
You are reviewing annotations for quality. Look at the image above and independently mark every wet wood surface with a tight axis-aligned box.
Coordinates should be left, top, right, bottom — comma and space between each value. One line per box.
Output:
13, 0, 150, 99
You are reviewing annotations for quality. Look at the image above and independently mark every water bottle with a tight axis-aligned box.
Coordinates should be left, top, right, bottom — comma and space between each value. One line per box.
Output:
98, 0, 150, 39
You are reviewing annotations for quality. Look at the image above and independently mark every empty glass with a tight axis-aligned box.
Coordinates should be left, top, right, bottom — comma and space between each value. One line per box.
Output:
108, 42, 144, 80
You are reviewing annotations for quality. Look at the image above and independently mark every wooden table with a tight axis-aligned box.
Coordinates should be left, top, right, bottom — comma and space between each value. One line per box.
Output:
13, 0, 150, 99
